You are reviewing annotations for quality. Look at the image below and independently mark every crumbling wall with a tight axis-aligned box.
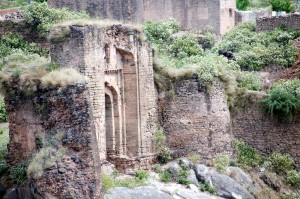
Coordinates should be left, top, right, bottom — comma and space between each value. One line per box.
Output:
162, 77, 233, 160
6, 85, 102, 198
256, 14, 300, 32
232, 95, 300, 168
47, 0, 236, 34
235, 9, 272, 25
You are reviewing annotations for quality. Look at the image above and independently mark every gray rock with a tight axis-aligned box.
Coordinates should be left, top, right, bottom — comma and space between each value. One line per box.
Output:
179, 158, 191, 169
260, 173, 281, 191
58, 168, 66, 173
211, 171, 255, 199
177, 189, 219, 199
194, 164, 209, 183
167, 162, 181, 179
0, 184, 6, 199
104, 186, 174, 199
226, 167, 255, 191
4, 188, 34, 199
187, 169, 199, 185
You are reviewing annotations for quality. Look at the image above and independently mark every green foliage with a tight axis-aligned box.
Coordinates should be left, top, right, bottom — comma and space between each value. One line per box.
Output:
160, 171, 172, 182
153, 164, 162, 173
177, 168, 190, 186
198, 182, 216, 194
213, 153, 230, 173
286, 170, 300, 187
261, 79, 300, 121
102, 175, 148, 193
11, 163, 28, 185
169, 34, 204, 58
0, 0, 27, 9
237, 0, 250, 10
269, 0, 295, 12
198, 26, 217, 49
135, 170, 149, 180
0, 123, 9, 162
154, 127, 172, 163
0, 96, 7, 122
282, 194, 300, 199
213, 23, 297, 70
233, 140, 263, 169
269, 152, 294, 175
0, 161, 7, 173
154, 127, 166, 150
188, 152, 201, 165
157, 147, 172, 164
144, 19, 180, 44
22, 2, 89, 37
236, 71, 262, 91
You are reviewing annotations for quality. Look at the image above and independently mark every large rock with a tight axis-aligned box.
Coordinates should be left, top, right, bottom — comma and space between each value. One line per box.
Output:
104, 186, 174, 199
194, 164, 209, 183
179, 158, 191, 169
0, 184, 6, 199
4, 188, 34, 199
211, 171, 255, 199
226, 167, 255, 191
187, 169, 199, 185
167, 162, 181, 179
177, 189, 220, 199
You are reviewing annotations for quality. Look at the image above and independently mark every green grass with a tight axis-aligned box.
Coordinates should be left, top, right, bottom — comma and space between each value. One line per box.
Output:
0, 0, 27, 9
102, 175, 148, 193
0, 122, 9, 161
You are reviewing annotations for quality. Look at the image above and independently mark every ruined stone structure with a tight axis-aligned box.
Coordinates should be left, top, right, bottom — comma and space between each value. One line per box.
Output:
47, 0, 236, 35
256, 14, 300, 32
235, 9, 272, 25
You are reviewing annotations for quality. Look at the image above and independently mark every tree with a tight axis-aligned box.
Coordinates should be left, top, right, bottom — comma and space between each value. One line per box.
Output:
237, 0, 250, 10
269, 0, 295, 12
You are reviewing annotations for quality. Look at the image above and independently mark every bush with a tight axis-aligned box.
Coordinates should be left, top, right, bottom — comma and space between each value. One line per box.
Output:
188, 152, 201, 165
157, 147, 172, 164
11, 163, 27, 185
154, 127, 172, 163
282, 194, 300, 199
0, 161, 7, 173
233, 140, 263, 168
22, 2, 89, 37
135, 170, 149, 180
286, 170, 300, 187
102, 175, 148, 193
144, 19, 180, 44
269, 0, 295, 12
0, 97, 7, 122
236, 71, 262, 91
160, 171, 172, 182
198, 182, 216, 194
0, 124, 9, 162
169, 34, 204, 58
269, 152, 294, 175
213, 153, 230, 173
261, 79, 300, 121
237, 0, 250, 10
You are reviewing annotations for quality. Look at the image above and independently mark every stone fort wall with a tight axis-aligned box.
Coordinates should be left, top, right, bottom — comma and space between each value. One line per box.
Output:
256, 14, 300, 32
47, 0, 236, 35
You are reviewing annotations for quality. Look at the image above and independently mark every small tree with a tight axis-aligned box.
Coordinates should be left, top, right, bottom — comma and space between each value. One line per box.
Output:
269, 0, 295, 13
237, 0, 250, 10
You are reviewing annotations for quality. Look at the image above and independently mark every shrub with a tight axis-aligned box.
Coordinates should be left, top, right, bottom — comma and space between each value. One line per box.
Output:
102, 175, 148, 193
269, 152, 294, 175
236, 71, 262, 91
261, 79, 300, 121
198, 182, 216, 194
233, 140, 263, 168
157, 147, 172, 164
188, 152, 201, 165
154, 127, 172, 163
40, 68, 86, 88
169, 34, 204, 58
11, 163, 28, 185
269, 0, 295, 12
160, 171, 172, 182
213, 153, 230, 173
135, 169, 149, 180
0, 97, 7, 122
0, 124, 9, 161
286, 170, 300, 187
198, 26, 217, 49
22, 2, 89, 37
282, 194, 300, 199
144, 19, 180, 44
237, 0, 250, 10
0, 161, 7, 173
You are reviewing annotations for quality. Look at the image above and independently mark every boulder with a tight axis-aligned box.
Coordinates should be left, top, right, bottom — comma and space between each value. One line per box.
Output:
226, 167, 255, 191
177, 189, 220, 199
0, 184, 6, 199
194, 164, 209, 183
167, 162, 181, 179
104, 186, 174, 199
179, 158, 191, 169
187, 169, 199, 185
4, 188, 34, 199
211, 171, 255, 199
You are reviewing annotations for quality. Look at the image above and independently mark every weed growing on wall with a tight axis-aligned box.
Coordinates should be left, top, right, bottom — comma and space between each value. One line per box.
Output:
154, 127, 172, 163
268, 152, 295, 175
0, 96, 7, 122
22, 2, 89, 37
286, 170, 300, 187
261, 79, 300, 121
160, 171, 172, 182
11, 163, 28, 185
212, 153, 230, 173
198, 182, 216, 194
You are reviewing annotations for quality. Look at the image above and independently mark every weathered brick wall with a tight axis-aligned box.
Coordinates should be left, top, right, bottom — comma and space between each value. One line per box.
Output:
6, 85, 102, 198
235, 9, 272, 25
47, 0, 236, 34
232, 95, 300, 168
256, 14, 300, 32
162, 77, 233, 160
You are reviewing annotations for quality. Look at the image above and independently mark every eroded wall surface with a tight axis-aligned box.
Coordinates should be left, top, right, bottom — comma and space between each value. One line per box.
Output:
256, 14, 300, 32
6, 85, 102, 198
47, 0, 236, 34
162, 77, 233, 160
232, 96, 300, 167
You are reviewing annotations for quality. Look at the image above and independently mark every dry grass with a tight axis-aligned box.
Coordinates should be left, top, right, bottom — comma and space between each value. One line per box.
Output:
27, 147, 67, 179
41, 68, 86, 88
